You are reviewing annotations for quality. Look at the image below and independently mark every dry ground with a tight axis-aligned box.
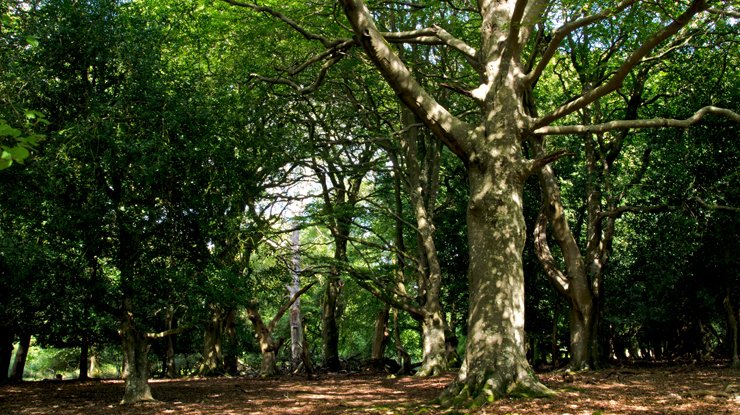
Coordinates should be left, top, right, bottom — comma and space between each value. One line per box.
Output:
1, 364, 738, 414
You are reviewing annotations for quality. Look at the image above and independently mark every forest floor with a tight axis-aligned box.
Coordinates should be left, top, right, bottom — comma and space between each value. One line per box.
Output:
1, 363, 738, 415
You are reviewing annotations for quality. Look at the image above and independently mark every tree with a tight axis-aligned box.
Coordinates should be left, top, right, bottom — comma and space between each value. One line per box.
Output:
223, 0, 739, 404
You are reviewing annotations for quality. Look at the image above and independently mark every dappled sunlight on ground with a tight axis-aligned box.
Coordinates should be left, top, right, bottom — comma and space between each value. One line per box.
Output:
1, 364, 737, 414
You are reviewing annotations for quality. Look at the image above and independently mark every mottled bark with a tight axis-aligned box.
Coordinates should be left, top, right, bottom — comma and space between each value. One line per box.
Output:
288, 228, 304, 370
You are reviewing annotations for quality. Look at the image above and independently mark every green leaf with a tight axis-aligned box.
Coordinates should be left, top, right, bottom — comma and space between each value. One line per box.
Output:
0, 124, 22, 137
25, 36, 40, 48
22, 134, 45, 147
8, 146, 30, 162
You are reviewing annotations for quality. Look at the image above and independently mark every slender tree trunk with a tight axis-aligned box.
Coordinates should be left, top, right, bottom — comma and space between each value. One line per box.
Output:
0, 328, 14, 383
89, 349, 99, 378
551, 300, 560, 367
724, 289, 739, 368
392, 308, 411, 374
531, 136, 599, 370
370, 305, 390, 363
120, 298, 153, 404
288, 228, 304, 370
10, 332, 30, 382
400, 107, 448, 376
322, 271, 343, 371
79, 334, 89, 380
164, 307, 177, 378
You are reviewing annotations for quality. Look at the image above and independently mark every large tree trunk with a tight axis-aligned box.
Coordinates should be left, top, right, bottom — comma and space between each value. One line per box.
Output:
198, 307, 227, 376
0, 328, 14, 384
10, 332, 30, 382
442, 152, 551, 406
120, 298, 153, 404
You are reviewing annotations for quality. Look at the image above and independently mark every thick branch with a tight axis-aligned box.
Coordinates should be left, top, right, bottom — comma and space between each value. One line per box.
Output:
339, 0, 474, 161
534, 209, 570, 297
534, 106, 740, 135
534, 0, 707, 128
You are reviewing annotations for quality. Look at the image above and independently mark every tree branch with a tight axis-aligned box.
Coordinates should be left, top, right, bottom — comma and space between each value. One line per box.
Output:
339, 0, 474, 162
221, 0, 343, 48
267, 281, 317, 332
691, 197, 740, 213
533, 0, 707, 128
533, 208, 570, 297
352, 272, 424, 320
251, 55, 343, 95
598, 204, 672, 219
707, 8, 740, 19
146, 325, 193, 340
524, 0, 637, 86
523, 148, 573, 177
534, 106, 740, 135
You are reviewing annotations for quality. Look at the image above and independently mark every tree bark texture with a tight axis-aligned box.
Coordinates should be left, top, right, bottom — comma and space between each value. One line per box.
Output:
400, 107, 449, 377
340, 0, 552, 403
246, 304, 280, 377
197, 306, 230, 376
289, 228, 304, 370
10, 332, 30, 382
120, 298, 153, 404
370, 305, 390, 362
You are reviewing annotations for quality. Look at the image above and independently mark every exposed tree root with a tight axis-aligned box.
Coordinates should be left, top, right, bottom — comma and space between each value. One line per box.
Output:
437, 370, 555, 409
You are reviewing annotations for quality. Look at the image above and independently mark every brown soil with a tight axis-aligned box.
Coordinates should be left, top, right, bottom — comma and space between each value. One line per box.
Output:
1, 365, 738, 414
